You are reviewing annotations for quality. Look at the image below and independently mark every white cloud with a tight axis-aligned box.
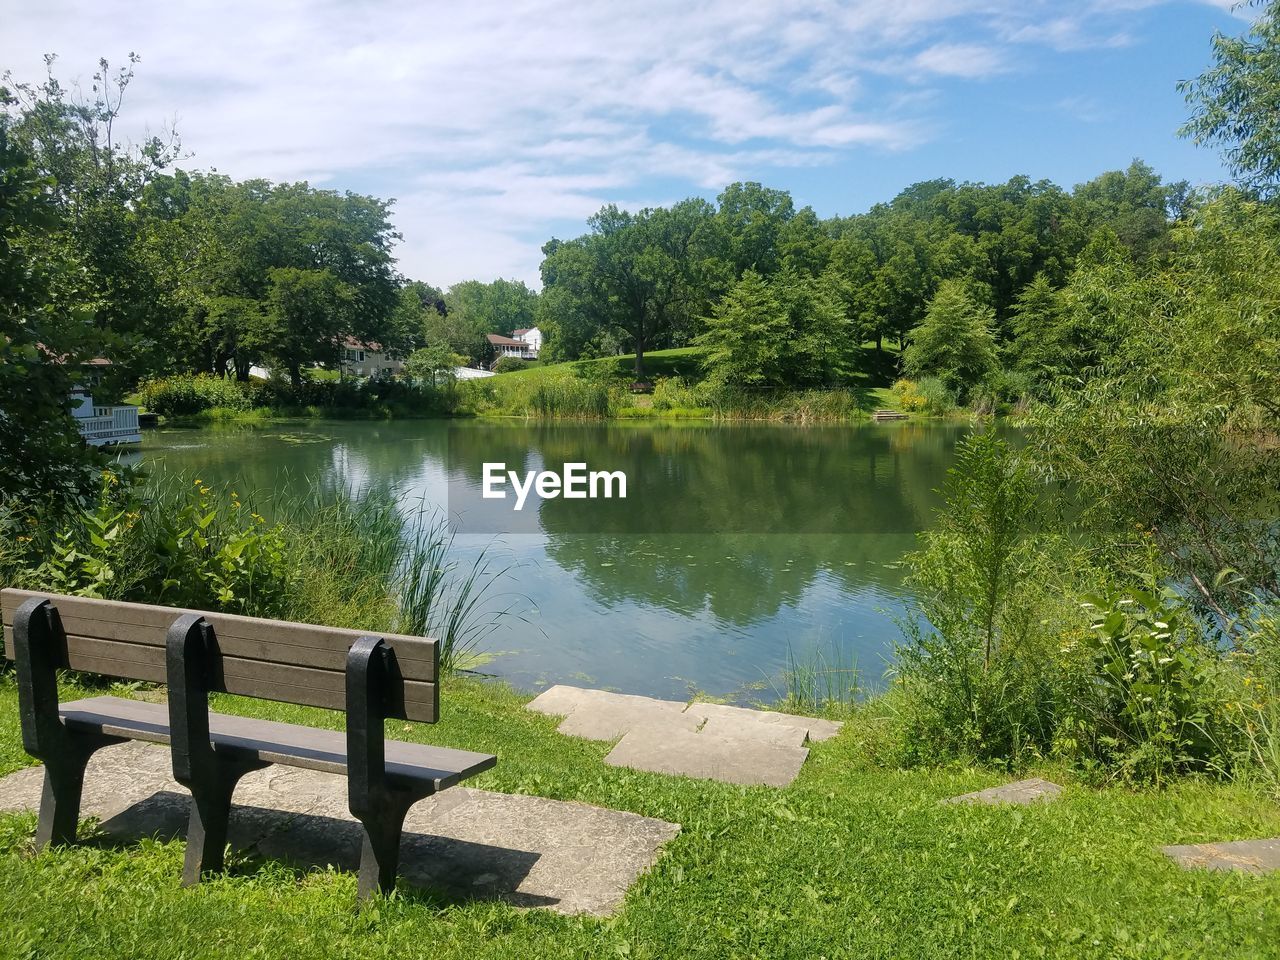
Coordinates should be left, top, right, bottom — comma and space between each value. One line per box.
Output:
0, 0, 1236, 285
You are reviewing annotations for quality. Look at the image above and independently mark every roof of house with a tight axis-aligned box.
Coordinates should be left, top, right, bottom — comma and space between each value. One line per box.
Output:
342, 336, 385, 352
512, 328, 531, 336
487, 334, 525, 347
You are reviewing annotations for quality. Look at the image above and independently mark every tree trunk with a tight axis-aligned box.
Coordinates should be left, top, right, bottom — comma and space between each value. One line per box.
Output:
289, 362, 302, 390
634, 339, 646, 379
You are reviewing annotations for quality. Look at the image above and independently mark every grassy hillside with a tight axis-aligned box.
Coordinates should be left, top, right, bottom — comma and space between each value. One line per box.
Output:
464, 346, 907, 421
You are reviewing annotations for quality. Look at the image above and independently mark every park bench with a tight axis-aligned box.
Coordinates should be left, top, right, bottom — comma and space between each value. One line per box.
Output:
1, 588, 497, 900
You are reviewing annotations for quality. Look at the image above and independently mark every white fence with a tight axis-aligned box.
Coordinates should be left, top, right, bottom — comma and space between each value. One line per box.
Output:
77, 405, 142, 446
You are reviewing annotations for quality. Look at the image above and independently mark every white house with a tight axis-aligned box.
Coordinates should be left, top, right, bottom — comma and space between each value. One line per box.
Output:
340, 338, 403, 378
513, 327, 542, 356
485, 326, 542, 368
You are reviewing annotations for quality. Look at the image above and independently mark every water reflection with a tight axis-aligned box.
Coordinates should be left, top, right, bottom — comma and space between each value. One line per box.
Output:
134, 419, 969, 700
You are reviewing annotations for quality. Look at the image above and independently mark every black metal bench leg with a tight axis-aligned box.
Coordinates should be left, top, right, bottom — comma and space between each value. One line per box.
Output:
35, 756, 89, 849
34, 735, 122, 850
354, 793, 419, 900
181, 760, 265, 886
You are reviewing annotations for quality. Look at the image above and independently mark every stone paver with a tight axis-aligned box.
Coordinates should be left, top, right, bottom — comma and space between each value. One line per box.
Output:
942, 777, 1064, 806
1161, 838, 1280, 876
527, 685, 843, 787
605, 726, 809, 788
684, 701, 844, 742
0, 742, 678, 916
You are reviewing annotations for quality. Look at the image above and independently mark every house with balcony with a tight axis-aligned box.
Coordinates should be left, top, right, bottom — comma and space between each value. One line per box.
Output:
70, 385, 141, 446
485, 326, 542, 368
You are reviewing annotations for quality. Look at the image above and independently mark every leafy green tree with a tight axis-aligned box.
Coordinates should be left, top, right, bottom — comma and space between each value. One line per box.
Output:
0, 122, 101, 506
1074, 160, 1187, 261
1033, 190, 1280, 629
405, 344, 466, 385
539, 199, 717, 375
1180, 0, 1280, 195
903, 280, 998, 398
714, 181, 794, 277
264, 267, 356, 386
696, 269, 855, 389
1006, 273, 1065, 382
694, 271, 790, 387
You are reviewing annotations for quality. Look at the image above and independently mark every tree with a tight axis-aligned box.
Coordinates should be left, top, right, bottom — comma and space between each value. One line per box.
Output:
903, 280, 998, 398
539, 199, 717, 376
405, 344, 466, 386
0, 121, 102, 507
1180, 0, 1280, 195
1033, 190, 1280, 629
1074, 160, 1186, 261
694, 271, 790, 387
715, 181, 794, 277
1005, 273, 1065, 383
264, 267, 355, 387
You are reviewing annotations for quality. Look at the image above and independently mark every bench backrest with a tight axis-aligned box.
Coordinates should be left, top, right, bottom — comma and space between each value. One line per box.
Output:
1, 589, 439, 723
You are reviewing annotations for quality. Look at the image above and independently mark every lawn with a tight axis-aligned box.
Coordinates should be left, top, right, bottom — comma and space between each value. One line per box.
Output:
1, 673, 1278, 958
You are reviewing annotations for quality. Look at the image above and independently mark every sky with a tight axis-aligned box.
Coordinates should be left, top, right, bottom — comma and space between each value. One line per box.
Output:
0, 0, 1254, 288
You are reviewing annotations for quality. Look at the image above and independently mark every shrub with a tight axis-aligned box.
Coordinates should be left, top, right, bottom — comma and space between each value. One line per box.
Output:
1057, 588, 1225, 785
136, 375, 253, 417
651, 377, 707, 412
492, 357, 529, 374
916, 377, 955, 416
892, 429, 1063, 765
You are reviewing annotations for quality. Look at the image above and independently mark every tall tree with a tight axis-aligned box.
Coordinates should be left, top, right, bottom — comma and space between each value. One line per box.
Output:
1180, 0, 1280, 195
903, 280, 998, 398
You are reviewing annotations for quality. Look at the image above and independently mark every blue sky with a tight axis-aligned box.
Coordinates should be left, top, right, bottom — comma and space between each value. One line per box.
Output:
0, 1, 1251, 286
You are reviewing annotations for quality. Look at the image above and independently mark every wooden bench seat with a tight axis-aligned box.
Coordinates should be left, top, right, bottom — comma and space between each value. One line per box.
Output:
59, 695, 496, 790
2, 588, 498, 900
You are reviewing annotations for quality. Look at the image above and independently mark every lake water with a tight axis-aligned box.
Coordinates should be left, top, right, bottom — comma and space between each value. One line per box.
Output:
127, 420, 970, 703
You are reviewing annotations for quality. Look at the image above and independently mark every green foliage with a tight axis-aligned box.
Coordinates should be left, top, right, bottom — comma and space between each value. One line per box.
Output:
694, 271, 790, 387
0, 120, 102, 509
137, 374, 254, 416
894, 429, 1059, 765
902, 280, 998, 400
135, 373, 456, 419
1058, 589, 1223, 786
1180, 0, 1280, 195
491, 356, 529, 374
1031, 191, 1280, 629
404, 345, 466, 385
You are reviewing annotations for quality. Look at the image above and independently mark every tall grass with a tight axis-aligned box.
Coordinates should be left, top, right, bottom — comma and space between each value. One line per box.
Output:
393, 506, 523, 672
767, 639, 860, 718
5, 468, 520, 676
461, 371, 617, 419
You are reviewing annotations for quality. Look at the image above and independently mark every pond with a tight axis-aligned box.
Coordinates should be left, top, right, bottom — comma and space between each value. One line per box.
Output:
127, 419, 972, 703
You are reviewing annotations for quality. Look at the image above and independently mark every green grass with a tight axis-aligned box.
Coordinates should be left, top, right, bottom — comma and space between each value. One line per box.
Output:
2, 672, 1279, 958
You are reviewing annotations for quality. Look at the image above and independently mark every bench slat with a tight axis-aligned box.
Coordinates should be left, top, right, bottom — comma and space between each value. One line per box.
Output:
60, 696, 495, 791
23, 613, 438, 675
2, 589, 437, 682
2, 590, 440, 723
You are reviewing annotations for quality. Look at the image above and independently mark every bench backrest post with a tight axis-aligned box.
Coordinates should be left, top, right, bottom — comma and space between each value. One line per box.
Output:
346, 635, 392, 814
12, 597, 66, 760
166, 613, 219, 789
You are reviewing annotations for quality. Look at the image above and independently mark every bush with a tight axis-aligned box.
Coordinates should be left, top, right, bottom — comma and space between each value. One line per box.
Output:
136, 375, 253, 417
1057, 588, 1226, 785
916, 377, 955, 415
891, 377, 954, 416
892, 429, 1060, 765
492, 357, 529, 374
651, 377, 707, 411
